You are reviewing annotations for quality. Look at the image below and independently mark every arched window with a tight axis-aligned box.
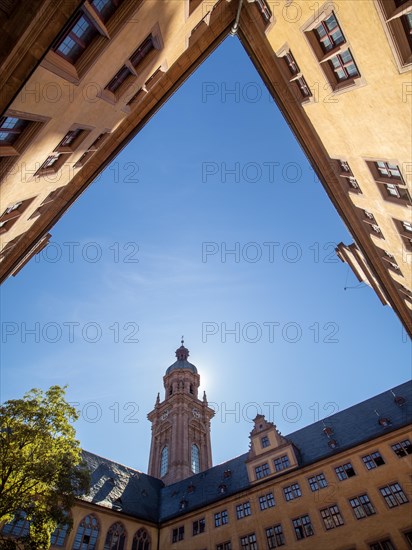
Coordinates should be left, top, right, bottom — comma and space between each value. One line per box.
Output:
2, 511, 30, 538
191, 444, 200, 474
104, 523, 126, 550
160, 446, 168, 477
132, 528, 151, 550
72, 515, 99, 550
51, 515, 70, 547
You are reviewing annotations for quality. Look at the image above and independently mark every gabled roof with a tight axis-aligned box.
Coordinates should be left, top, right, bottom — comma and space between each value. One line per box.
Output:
80, 380, 411, 522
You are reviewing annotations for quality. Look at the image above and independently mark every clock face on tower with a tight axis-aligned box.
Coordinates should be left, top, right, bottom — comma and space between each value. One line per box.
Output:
161, 409, 170, 421
192, 408, 201, 418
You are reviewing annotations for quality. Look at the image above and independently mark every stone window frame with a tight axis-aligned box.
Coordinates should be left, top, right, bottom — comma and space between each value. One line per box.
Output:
192, 518, 206, 536
171, 526, 184, 543
308, 472, 328, 491
291, 514, 314, 540
283, 482, 302, 501
393, 217, 412, 251
319, 504, 345, 530
374, 0, 412, 72
365, 159, 412, 206
74, 131, 111, 169
331, 158, 363, 195
34, 124, 92, 178
348, 493, 376, 519
42, 0, 143, 84
379, 481, 409, 508
301, 4, 365, 94
0, 110, 49, 183
99, 23, 163, 106
275, 44, 315, 105
258, 491, 275, 510
0, 197, 36, 235
265, 524, 285, 547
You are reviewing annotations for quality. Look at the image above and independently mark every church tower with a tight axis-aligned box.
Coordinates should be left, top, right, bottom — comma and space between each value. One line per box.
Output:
147, 341, 214, 485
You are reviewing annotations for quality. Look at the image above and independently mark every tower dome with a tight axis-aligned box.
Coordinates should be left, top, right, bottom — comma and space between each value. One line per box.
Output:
165, 338, 198, 375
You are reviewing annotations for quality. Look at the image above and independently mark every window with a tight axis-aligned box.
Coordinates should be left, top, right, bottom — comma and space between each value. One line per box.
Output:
107, 65, 133, 93
103, 523, 126, 550
394, 219, 412, 251
55, 12, 100, 63
2, 511, 30, 537
51, 521, 70, 547
72, 515, 99, 550
376, 0, 412, 70
191, 443, 200, 473
160, 446, 168, 477
404, 530, 412, 547
308, 473, 328, 491
0, 197, 35, 234
131, 528, 151, 550
320, 504, 344, 529
367, 160, 411, 205
369, 540, 396, 550
277, 48, 313, 103
104, 34, 158, 100
362, 451, 386, 469
333, 159, 362, 193
303, 10, 361, 90
292, 515, 314, 540
284, 50, 300, 74
192, 518, 205, 536
171, 527, 184, 543
74, 132, 110, 168
53, 0, 124, 67
283, 482, 301, 501
335, 462, 356, 480
0, 116, 29, 146
360, 210, 385, 239
259, 492, 275, 510
379, 482, 409, 507
236, 501, 251, 519
255, 462, 270, 479
240, 533, 257, 550
57, 129, 83, 149
214, 510, 228, 527
329, 49, 359, 81
349, 494, 376, 519
391, 439, 412, 457
274, 455, 290, 472
216, 543, 231, 550
261, 435, 270, 448
315, 12, 345, 51
265, 524, 285, 548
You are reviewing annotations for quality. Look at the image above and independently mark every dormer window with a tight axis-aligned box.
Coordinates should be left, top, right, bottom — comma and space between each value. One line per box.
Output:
261, 435, 270, 448
379, 417, 391, 427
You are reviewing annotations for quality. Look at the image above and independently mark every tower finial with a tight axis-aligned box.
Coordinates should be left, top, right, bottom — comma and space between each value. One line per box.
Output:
181, 335, 184, 345
175, 338, 189, 361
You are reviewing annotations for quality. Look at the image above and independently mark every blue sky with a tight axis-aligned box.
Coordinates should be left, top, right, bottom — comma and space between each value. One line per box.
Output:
1, 37, 410, 471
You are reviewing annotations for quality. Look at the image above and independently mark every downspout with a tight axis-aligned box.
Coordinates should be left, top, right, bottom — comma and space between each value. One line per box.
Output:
230, 0, 244, 35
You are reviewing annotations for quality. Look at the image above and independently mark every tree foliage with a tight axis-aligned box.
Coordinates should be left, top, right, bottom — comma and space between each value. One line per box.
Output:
0, 386, 90, 549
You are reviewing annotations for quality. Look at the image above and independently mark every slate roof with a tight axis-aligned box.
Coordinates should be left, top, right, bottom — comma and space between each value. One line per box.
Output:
165, 358, 198, 375
81, 451, 163, 522
79, 380, 411, 522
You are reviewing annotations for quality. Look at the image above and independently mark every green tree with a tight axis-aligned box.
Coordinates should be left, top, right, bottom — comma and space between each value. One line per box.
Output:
0, 386, 90, 549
